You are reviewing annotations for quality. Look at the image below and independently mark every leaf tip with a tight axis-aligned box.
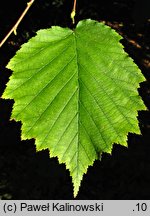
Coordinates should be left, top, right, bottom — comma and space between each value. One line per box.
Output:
73, 179, 81, 198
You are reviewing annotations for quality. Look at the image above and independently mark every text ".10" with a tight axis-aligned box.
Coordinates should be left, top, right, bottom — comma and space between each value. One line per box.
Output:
136, 203, 147, 212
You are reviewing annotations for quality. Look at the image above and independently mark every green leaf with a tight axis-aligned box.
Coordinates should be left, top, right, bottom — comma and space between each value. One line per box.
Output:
2, 19, 146, 197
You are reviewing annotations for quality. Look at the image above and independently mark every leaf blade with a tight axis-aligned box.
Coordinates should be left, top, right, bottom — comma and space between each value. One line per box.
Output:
2, 19, 146, 197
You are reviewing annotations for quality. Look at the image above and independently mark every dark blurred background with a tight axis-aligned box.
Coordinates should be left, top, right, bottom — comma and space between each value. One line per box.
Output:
0, 0, 150, 199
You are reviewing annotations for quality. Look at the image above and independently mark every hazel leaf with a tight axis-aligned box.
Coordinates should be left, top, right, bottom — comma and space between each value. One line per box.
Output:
2, 19, 146, 197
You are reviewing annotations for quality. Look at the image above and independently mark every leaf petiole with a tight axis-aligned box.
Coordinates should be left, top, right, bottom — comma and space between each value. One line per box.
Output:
71, 0, 77, 24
